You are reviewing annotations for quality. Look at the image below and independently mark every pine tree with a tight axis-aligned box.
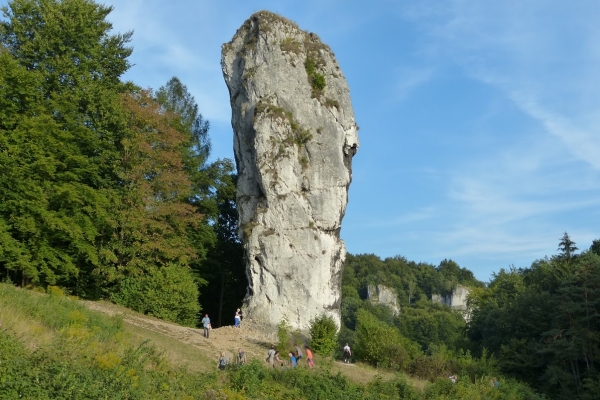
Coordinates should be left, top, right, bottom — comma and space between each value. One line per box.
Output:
558, 231, 578, 262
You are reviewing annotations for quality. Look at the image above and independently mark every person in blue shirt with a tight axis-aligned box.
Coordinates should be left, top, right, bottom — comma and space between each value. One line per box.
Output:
201, 314, 211, 338
288, 352, 297, 368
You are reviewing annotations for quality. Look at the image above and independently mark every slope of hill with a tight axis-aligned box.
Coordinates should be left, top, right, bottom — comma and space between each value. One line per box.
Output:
0, 283, 417, 399
0, 283, 541, 399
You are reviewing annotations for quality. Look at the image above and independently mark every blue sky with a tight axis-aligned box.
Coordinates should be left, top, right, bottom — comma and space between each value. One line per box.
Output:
7, 0, 600, 281
107, 1, 600, 282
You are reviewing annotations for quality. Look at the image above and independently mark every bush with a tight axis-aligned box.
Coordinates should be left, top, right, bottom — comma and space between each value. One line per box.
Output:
423, 375, 544, 400
408, 345, 456, 381
365, 376, 420, 400
355, 309, 421, 370
309, 314, 338, 356
228, 360, 268, 395
111, 264, 200, 326
276, 319, 293, 353
304, 56, 326, 96
455, 348, 498, 383
0, 284, 210, 398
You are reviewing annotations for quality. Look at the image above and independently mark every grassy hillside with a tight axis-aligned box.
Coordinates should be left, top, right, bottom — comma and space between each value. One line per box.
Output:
0, 284, 540, 399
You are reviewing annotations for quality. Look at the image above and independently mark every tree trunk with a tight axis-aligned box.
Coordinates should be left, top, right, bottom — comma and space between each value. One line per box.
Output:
218, 270, 225, 327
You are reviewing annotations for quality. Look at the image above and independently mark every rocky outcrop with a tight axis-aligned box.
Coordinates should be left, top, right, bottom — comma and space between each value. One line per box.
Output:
221, 11, 359, 331
367, 285, 400, 316
432, 285, 471, 321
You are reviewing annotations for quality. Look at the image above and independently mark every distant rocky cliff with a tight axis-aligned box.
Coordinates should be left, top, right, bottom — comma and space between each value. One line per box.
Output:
221, 11, 359, 330
432, 285, 471, 321
367, 284, 400, 316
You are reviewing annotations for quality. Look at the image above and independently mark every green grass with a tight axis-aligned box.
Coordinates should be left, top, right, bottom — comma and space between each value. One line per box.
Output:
0, 284, 544, 399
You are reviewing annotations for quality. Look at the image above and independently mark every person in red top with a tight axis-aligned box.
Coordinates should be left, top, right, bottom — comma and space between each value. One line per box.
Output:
305, 345, 314, 368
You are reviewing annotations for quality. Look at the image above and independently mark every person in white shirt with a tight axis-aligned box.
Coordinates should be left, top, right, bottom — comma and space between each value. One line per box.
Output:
343, 343, 351, 363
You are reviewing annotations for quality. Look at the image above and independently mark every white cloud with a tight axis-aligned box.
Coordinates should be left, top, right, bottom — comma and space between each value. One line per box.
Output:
506, 92, 600, 170
359, 207, 436, 228
383, 1, 600, 273
393, 67, 435, 101
107, 1, 232, 125
401, 1, 600, 170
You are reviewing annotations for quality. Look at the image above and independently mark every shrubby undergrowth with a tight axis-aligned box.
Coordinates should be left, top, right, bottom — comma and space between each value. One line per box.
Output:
0, 284, 544, 399
308, 314, 338, 356
0, 284, 213, 398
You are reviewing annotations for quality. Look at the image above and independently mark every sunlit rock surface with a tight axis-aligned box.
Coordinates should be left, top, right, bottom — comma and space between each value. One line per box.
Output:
367, 284, 400, 316
432, 285, 471, 321
221, 11, 359, 330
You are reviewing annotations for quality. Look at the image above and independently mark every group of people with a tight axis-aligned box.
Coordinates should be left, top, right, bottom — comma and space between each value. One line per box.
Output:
266, 344, 314, 369
216, 343, 355, 371
205, 310, 354, 371
217, 347, 247, 370
201, 309, 244, 339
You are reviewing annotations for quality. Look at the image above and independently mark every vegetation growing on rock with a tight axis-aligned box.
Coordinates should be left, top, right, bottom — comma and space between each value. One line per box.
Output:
2, 3, 598, 399
222, 9, 358, 331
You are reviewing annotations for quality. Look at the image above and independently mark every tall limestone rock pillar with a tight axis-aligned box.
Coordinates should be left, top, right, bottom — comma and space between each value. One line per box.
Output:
221, 11, 359, 330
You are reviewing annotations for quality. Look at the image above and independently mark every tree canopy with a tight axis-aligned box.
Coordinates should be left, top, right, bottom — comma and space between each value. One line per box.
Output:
0, 0, 244, 326
468, 234, 600, 398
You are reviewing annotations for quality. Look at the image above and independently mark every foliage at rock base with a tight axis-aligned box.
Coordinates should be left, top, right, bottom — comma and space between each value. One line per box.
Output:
308, 314, 338, 356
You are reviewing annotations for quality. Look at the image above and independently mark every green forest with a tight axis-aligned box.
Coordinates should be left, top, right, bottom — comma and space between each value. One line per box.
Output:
337, 235, 600, 399
0, 0, 246, 328
1, 1, 599, 399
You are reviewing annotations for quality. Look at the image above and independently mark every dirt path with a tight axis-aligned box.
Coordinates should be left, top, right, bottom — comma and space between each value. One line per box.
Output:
82, 300, 420, 388
83, 301, 277, 369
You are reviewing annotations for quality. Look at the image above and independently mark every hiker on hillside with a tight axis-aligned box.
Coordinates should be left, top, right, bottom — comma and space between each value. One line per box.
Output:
234, 308, 241, 328
305, 345, 314, 368
266, 345, 276, 368
343, 343, 352, 363
237, 347, 247, 365
288, 352, 298, 368
294, 343, 303, 362
202, 314, 211, 338
217, 352, 228, 370
275, 351, 285, 368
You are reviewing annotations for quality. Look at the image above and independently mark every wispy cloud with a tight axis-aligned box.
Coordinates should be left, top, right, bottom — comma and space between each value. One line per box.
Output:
505, 92, 600, 170
401, 0, 600, 170
379, 0, 600, 275
393, 67, 435, 101
81, 0, 600, 280
359, 207, 436, 228
107, 1, 232, 124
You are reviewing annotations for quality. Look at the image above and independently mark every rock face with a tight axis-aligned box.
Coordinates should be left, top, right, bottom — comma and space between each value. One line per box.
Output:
432, 285, 471, 321
367, 285, 400, 316
221, 11, 359, 330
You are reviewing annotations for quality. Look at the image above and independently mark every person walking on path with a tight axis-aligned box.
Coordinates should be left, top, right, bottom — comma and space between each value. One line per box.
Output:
202, 314, 211, 338
343, 343, 352, 363
266, 346, 276, 369
288, 352, 298, 368
234, 308, 241, 328
305, 346, 314, 368
294, 343, 303, 362
217, 352, 228, 370
237, 348, 247, 365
